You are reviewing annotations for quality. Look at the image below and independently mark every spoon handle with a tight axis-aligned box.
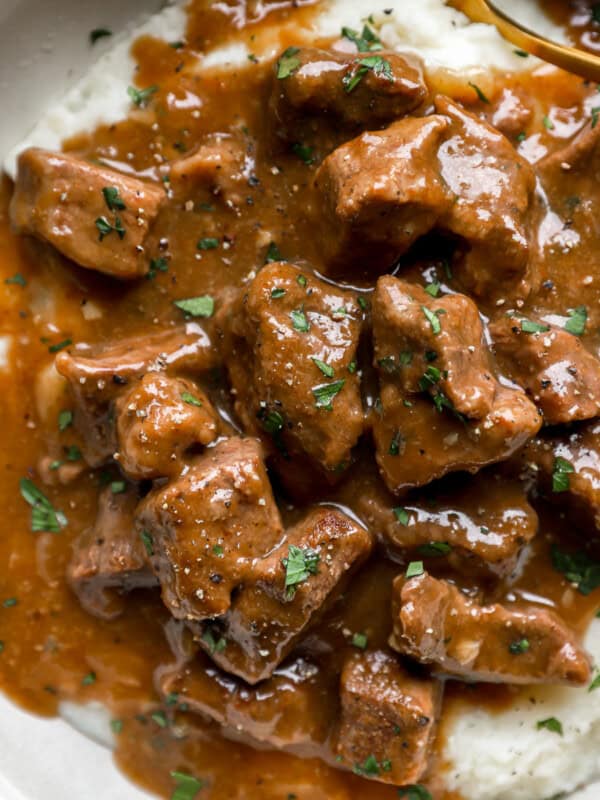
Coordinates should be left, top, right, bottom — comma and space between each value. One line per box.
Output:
453, 0, 600, 83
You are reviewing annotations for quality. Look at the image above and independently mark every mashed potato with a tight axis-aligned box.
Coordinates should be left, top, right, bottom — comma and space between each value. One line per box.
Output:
3, 1, 598, 798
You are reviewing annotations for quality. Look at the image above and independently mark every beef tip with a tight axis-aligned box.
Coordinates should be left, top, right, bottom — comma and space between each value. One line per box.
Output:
373, 276, 496, 419
270, 47, 427, 142
219, 262, 364, 475
490, 88, 533, 139
490, 316, 600, 425
136, 437, 284, 621
169, 133, 252, 209
435, 97, 537, 300
115, 374, 219, 480
372, 276, 541, 492
373, 386, 541, 493
333, 650, 441, 786
357, 470, 538, 577
521, 422, 600, 536
159, 653, 333, 752
67, 486, 156, 620
314, 115, 452, 274
55, 323, 216, 466
193, 507, 372, 684
10, 148, 164, 279
391, 572, 591, 686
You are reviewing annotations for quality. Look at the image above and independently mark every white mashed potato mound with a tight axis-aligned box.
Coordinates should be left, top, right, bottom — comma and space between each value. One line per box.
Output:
4, 1, 598, 798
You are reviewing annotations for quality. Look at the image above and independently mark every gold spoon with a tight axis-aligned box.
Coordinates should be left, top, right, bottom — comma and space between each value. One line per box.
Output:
450, 0, 600, 82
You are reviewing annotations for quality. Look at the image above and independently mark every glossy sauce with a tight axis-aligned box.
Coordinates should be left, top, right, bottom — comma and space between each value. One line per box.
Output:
0, 2, 600, 799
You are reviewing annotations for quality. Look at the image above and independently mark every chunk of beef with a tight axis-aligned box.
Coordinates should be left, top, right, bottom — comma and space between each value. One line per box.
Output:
136, 437, 284, 621
371, 276, 541, 491
391, 572, 591, 685
490, 316, 600, 425
159, 653, 333, 752
435, 97, 537, 300
115, 374, 219, 480
521, 422, 600, 535
314, 115, 452, 274
270, 47, 428, 142
357, 470, 538, 577
491, 88, 533, 139
333, 650, 441, 786
193, 507, 372, 684
169, 133, 252, 209
374, 276, 495, 419
55, 323, 216, 466
373, 386, 541, 493
219, 262, 364, 475
67, 486, 156, 620
10, 148, 164, 279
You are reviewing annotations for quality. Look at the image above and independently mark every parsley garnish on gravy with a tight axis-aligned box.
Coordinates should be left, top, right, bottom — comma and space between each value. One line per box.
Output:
282, 545, 321, 599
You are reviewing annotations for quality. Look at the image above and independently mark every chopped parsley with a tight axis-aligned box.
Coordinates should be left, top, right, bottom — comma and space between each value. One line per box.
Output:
543, 114, 555, 131
406, 561, 424, 578
265, 242, 283, 263
291, 307, 310, 332
424, 281, 441, 298
397, 787, 432, 800
151, 710, 169, 728
140, 530, 154, 557
592, 107, 600, 129
4, 273, 26, 287
212, 545, 224, 557
514, 49, 529, 57
312, 357, 335, 378
102, 186, 126, 211
393, 507, 410, 526
201, 628, 227, 655
419, 365, 442, 391
519, 318, 550, 334
552, 456, 575, 493
95, 215, 125, 241
348, 361, 357, 374
417, 541, 452, 558
422, 306, 442, 335
127, 84, 158, 107
563, 305, 588, 336
174, 296, 214, 318
148, 257, 169, 279
282, 545, 320, 598
2, 598, 17, 608
197, 237, 219, 251
343, 55, 393, 93
111, 481, 126, 494
297, 274, 308, 288
110, 719, 123, 734
589, 672, 600, 692
89, 28, 112, 45
170, 770, 206, 800
181, 391, 203, 407
48, 339, 72, 354
536, 717, 563, 736
20, 478, 66, 533
351, 632, 368, 650
292, 143, 315, 165
508, 638, 530, 654
58, 409, 73, 432
389, 430, 403, 456
313, 379, 345, 409
353, 754, 387, 777
341, 24, 383, 52
82, 671, 97, 686
276, 47, 301, 79
66, 446, 82, 462
551, 546, 600, 595
468, 82, 490, 103
400, 351, 413, 366
271, 288, 286, 299
257, 407, 285, 435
